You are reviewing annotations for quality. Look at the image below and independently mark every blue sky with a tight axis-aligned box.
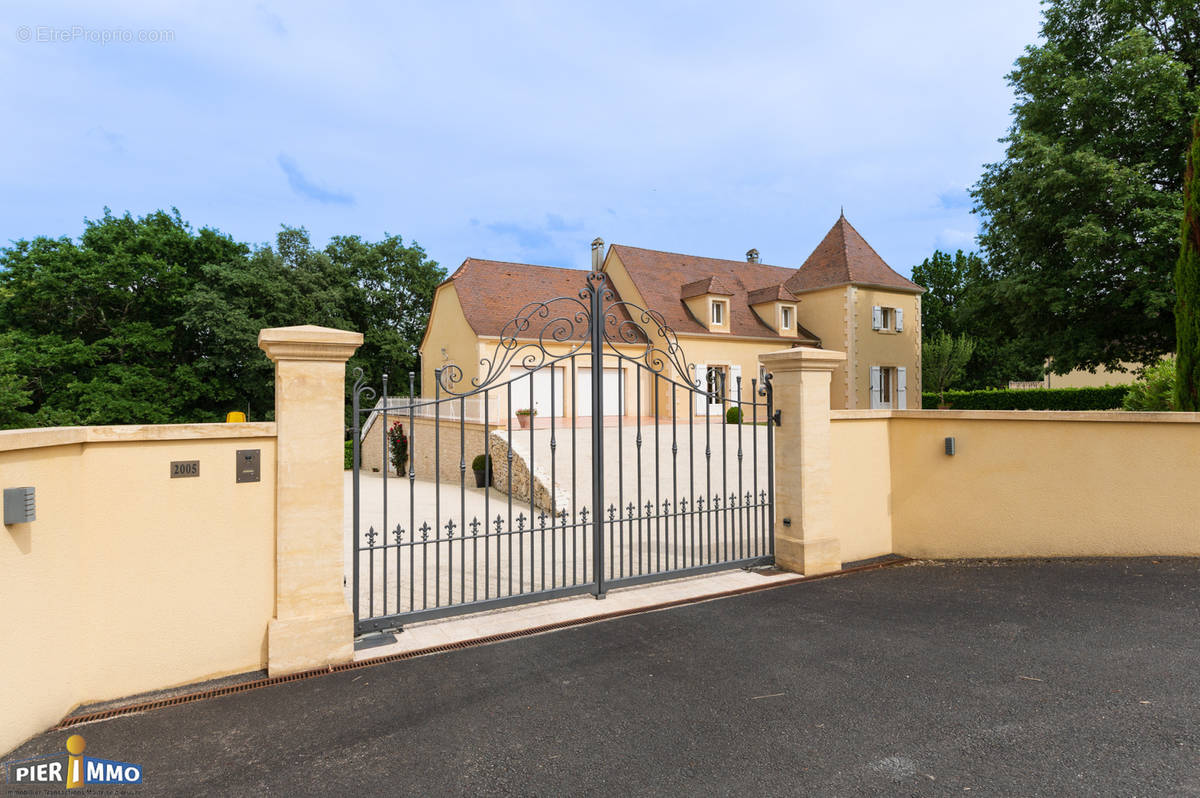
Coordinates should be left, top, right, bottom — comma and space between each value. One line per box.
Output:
1, 1, 1044, 278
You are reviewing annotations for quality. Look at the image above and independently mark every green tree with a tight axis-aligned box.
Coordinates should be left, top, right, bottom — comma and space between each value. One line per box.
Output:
0, 211, 444, 428
1176, 108, 1200, 410
922, 332, 977, 406
973, 1, 1200, 374
912, 249, 1043, 389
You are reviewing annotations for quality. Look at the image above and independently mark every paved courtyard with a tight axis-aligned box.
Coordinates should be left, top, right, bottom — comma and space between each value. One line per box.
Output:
11, 559, 1200, 796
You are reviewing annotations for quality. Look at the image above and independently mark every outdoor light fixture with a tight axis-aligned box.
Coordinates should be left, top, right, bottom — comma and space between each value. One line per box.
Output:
3, 487, 36, 525
945, 437, 956, 456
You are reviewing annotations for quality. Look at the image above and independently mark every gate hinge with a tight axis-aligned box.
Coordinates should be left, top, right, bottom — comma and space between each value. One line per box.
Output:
772, 410, 782, 427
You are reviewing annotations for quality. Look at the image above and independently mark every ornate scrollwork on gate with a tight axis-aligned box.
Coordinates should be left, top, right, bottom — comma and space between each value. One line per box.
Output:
440, 293, 593, 395
436, 271, 700, 396
352, 366, 377, 406
599, 295, 697, 388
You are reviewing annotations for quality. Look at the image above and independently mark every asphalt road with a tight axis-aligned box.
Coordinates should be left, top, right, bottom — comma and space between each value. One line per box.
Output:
6, 559, 1200, 797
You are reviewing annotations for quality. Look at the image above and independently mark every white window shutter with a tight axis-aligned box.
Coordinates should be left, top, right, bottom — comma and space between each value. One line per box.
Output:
897, 367, 907, 408
895, 308, 904, 331
869, 366, 881, 409
730, 365, 742, 404
694, 363, 707, 414
872, 306, 882, 330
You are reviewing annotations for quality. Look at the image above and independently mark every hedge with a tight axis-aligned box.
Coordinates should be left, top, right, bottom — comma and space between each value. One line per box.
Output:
344, 439, 354, 470
921, 386, 1130, 410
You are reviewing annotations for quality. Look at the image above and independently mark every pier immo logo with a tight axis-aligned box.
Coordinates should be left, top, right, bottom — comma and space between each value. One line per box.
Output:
3, 734, 143, 789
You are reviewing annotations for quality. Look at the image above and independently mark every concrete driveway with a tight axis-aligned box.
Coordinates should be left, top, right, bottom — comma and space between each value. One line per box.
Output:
9, 559, 1200, 796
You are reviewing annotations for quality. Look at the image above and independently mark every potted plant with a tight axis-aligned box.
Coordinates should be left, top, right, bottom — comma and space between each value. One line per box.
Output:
388, 420, 409, 475
515, 408, 537, 429
471, 453, 492, 487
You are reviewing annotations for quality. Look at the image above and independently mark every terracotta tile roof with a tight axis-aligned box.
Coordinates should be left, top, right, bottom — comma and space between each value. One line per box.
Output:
745, 284, 799, 305
680, 275, 737, 299
447, 259, 631, 339
784, 215, 924, 294
608, 245, 820, 342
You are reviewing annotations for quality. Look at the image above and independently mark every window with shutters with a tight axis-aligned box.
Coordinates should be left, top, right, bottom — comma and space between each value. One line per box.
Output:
871, 305, 905, 333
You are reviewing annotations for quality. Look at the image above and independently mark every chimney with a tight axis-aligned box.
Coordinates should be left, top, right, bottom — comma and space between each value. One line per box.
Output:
746, 248, 760, 263
591, 237, 604, 271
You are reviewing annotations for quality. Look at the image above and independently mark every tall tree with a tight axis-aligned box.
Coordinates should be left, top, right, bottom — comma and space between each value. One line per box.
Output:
0, 211, 444, 428
1177, 109, 1200, 410
974, 1, 1200, 373
912, 249, 1043, 389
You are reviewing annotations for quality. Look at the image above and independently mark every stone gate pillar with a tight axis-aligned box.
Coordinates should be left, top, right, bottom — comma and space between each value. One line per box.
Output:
758, 347, 846, 576
259, 325, 363, 675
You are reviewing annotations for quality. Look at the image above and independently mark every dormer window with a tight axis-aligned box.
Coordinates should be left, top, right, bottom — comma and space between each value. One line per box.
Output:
711, 300, 725, 326
781, 306, 793, 330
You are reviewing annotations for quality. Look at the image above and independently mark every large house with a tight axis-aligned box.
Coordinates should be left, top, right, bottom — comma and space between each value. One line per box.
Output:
417, 214, 924, 417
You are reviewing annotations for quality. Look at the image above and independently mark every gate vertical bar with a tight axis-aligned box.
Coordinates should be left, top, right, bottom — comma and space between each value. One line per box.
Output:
409, 373, 416, 613
765, 372, 775, 556
351, 375, 362, 626
589, 273, 606, 598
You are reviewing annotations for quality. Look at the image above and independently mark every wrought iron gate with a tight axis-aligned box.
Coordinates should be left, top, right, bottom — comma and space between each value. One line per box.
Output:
351, 271, 775, 634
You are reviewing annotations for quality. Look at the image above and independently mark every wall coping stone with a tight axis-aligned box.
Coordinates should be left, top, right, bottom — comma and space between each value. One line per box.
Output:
831, 409, 1200, 423
0, 422, 277, 453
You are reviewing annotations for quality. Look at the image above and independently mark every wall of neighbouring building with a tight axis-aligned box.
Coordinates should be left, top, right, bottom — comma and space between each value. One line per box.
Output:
1043, 362, 1142, 389
826, 410, 1200, 561
0, 423, 277, 756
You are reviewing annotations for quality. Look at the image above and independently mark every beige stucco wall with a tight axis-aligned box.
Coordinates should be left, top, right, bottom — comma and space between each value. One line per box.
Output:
825, 410, 1200, 562
829, 417, 893, 562
0, 423, 277, 756
888, 411, 1200, 557
849, 288, 922, 409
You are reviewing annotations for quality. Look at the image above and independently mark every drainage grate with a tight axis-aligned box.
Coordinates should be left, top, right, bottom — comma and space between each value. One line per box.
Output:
56, 556, 910, 730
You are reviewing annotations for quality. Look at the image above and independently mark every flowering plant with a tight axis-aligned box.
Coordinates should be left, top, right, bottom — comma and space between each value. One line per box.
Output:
388, 421, 409, 475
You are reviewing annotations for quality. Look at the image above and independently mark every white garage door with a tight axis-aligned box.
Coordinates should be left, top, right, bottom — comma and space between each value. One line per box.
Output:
509, 367, 564, 417
576, 367, 624, 416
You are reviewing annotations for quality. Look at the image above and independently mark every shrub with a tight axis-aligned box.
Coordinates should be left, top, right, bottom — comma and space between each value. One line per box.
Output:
388, 421, 408, 474
471, 453, 491, 471
515, 408, 537, 416
725, 406, 743, 424
1123, 358, 1176, 411
920, 386, 1129, 410
344, 439, 353, 470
